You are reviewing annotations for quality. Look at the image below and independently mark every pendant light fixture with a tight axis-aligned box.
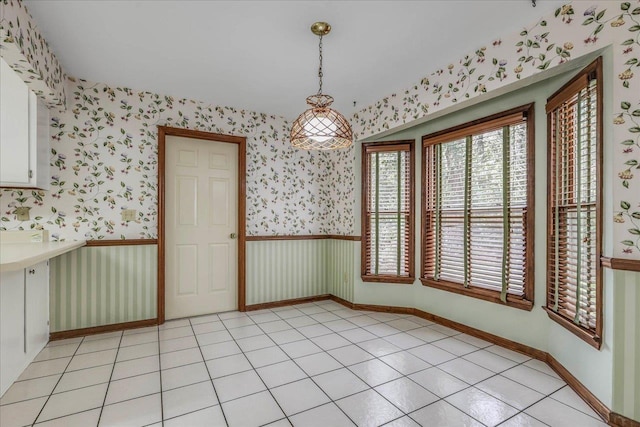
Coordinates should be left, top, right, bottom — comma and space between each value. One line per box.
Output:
290, 22, 353, 150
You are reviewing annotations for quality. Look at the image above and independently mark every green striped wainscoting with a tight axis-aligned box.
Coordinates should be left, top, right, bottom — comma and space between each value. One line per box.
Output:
327, 239, 355, 303
51, 238, 358, 331
245, 239, 357, 306
50, 245, 157, 332
246, 240, 329, 305
612, 269, 640, 422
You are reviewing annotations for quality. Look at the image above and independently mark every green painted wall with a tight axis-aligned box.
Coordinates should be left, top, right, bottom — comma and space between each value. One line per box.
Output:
50, 245, 157, 332
612, 269, 640, 420
350, 49, 619, 410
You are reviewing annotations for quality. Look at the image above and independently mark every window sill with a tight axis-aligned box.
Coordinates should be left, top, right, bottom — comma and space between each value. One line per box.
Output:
362, 275, 415, 285
420, 278, 533, 311
543, 307, 602, 350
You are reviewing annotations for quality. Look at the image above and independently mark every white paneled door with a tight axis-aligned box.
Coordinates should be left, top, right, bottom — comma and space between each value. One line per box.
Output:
165, 136, 238, 319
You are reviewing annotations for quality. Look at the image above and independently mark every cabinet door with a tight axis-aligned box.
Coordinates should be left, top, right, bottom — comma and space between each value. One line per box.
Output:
0, 269, 26, 396
25, 261, 49, 361
0, 57, 30, 185
35, 97, 50, 190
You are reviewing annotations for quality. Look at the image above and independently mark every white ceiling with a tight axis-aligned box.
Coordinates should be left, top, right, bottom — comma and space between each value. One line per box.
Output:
25, 0, 567, 119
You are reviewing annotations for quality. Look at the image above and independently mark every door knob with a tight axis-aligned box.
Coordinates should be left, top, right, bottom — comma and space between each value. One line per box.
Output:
230, 233, 237, 239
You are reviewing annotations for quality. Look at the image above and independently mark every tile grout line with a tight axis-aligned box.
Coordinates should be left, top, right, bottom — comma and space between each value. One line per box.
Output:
366, 318, 596, 426
216, 313, 295, 426
238, 306, 559, 426
306, 303, 459, 426
267, 305, 553, 426
187, 314, 231, 427
374, 331, 537, 426
254, 311, 359, 426
12, 336, 411, 407
205, 305, 597, 425
29, 335, 88, 426
6, 302, 603, 427
113, 331, 573, 426
159, 403, 221, 425
157, 325, 165, 426
95, 331, 125, 426
544, 385, 608, 421
397, 339, 557, 425
26, 332, 158, 365
337, 336, 463, 426
269, 303, 604, 424
501, 381, 599, 427
495, 394, 554, 427
275, 306, 459, 423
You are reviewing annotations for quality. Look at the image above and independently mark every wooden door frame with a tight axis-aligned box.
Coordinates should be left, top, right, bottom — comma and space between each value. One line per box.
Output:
157, 126, 246, 324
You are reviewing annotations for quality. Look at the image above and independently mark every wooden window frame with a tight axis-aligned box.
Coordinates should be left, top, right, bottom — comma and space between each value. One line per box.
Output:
420, 104, 535, 310
545, 57, 603, 349
361, 140, 416, 284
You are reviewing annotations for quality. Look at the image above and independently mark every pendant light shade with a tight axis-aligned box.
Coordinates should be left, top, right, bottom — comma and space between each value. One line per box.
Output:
290, 22, 353, 150
290, 94, 353, 150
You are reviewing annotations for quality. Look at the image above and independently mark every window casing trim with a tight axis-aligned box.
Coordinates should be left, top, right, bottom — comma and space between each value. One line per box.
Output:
420, 103, 535, 310
361, 140, 416, 284
545, 57, 603, 350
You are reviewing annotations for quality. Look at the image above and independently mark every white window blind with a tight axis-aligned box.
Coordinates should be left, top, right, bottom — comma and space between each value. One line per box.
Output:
546, 60, 602, 341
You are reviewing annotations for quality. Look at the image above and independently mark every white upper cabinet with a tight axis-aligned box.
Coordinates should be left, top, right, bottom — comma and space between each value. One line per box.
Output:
0, 57, 50, 190
0, 57, 30, 184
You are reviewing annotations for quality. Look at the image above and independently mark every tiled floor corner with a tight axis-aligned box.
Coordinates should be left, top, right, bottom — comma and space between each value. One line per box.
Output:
0, 300, 607, 427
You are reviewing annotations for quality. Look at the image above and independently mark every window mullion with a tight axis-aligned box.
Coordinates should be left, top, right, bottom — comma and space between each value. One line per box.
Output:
463, 135, 472, 288
574, 92, 583, 325
585, 85, 594, 325
375, 152, 380, 276
501, 125, 510, 302
397, 151, 402, 276
434, 144, 442, 280
554, 112, 560, 311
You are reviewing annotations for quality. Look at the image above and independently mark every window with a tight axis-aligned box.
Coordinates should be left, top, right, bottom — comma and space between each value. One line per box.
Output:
362, 140, 415, 283
545, 58, 602, 349
421, 105, 534, 310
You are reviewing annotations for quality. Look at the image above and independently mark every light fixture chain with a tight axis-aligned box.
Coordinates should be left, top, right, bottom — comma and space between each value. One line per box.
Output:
318, 34, 323, 95
290, 21, 353, 150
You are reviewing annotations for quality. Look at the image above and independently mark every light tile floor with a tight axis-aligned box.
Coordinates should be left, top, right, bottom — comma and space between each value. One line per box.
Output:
0, 300, 607, 427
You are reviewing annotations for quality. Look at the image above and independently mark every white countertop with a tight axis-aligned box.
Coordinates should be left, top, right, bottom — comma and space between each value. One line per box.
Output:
0, 240, 86, 273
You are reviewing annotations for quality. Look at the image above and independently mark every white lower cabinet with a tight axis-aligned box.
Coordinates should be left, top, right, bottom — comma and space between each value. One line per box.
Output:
26, 262, 50, 360
0, 268, 26, 396
0, 261, 49, 396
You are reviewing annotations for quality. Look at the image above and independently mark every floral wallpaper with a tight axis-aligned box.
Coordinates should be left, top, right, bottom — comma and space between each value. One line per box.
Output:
2, 0, 640, 252
351, 1, 640, 259
326, 144, 356, 235
0, 0, 66, 107
0, 76, 336, 239
0, 0, 351, 240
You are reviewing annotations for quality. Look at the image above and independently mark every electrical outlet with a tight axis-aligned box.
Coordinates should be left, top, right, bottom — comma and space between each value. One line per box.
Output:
15, 207, 31, 221
121, 209, 137, 222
